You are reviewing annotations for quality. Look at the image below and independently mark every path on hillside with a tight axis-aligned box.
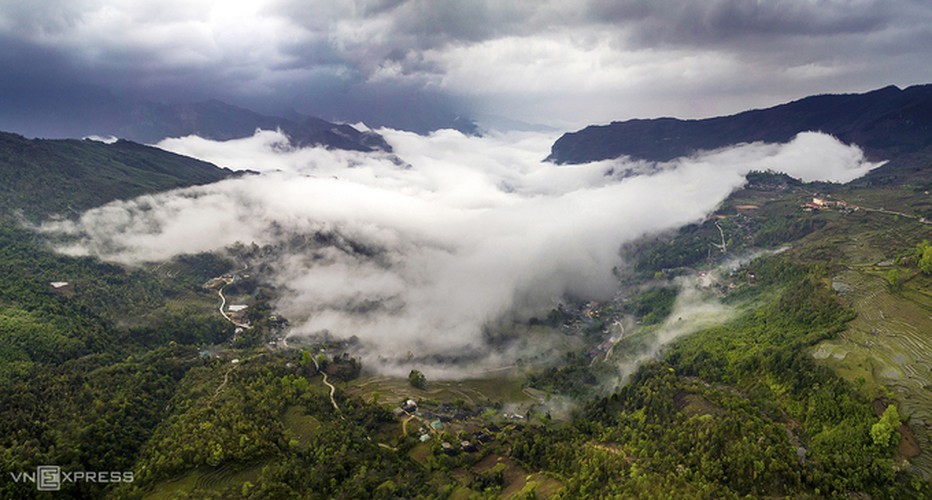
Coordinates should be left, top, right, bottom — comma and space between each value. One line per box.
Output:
310, 355, 342, 417
857, 205, 930, 224
217, 285, 250, 329
211, 263, 251, 329
212, 365, 236, 402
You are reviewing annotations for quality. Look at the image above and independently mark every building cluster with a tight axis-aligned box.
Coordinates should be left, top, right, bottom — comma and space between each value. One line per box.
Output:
803, 196, 856, 212
394, 398, 503, 455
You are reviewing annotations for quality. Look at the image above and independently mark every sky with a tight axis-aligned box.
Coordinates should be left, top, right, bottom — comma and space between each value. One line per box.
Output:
38, 129, 882, 376
1, 0, 931, 131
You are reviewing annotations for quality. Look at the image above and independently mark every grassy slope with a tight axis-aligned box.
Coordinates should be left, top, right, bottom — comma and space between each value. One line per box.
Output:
0, 131, 231, 220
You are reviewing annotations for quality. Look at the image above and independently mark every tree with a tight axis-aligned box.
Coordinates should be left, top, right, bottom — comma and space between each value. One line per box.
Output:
917, 241, 932, 275
884, 268, 904, 291
870, 404, 901, 448
408, 369, 427, 389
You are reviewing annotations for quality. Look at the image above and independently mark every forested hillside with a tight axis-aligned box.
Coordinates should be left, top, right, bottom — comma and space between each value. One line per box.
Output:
0, 132, 231, 220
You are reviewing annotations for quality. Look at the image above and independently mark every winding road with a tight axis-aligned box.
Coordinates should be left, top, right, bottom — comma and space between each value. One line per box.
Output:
211, 263, 251, 329
310, 354, 343, 417
217, 285, 250, 329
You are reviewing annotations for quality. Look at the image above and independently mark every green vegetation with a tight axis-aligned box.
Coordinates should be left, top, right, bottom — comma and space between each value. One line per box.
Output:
0, 131, 230, 220
512, 259, 921, 497
627, 286, 677, 325
0, 132, 928, 497
872, 405, 902, 448
915, 240, 932, 274
408, 369, 427, 389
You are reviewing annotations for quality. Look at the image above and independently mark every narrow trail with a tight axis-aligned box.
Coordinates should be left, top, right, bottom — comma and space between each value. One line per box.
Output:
714, 221, 727, 253
212, 365, 236, 401
310, 355, 343, 418
211, 264, 251, 329
402, 415, 416, 436
859, 206, 931, 224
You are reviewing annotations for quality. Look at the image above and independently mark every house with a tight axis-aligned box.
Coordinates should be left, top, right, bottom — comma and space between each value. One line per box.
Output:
401, 399, 418, 413
50, 281, 70, 289
475, 432, 492, 444
441, 442, 457, 455
461, 441, 477, 453
227, 305, 250, 323
202, 277, 227, 289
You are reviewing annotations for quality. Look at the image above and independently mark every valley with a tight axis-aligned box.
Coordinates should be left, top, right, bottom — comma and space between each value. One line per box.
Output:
0, 88, 930, 498
3, 0, 932, 495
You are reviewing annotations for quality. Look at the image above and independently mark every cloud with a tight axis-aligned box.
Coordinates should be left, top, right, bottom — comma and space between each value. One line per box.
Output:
37, 129, 881, 376
605, 247, 791, 390
1, 0, 930, 131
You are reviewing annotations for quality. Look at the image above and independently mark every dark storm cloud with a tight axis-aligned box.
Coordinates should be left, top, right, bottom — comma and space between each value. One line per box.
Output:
0, 0, 930, 131
589, 0, 892, 43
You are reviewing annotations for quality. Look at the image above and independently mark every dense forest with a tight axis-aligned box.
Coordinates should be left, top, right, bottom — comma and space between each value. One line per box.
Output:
0, 132, 232, 220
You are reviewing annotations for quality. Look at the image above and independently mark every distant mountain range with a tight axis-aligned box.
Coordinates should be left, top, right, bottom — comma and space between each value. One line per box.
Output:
116, 100, 393, 152
0, 92, 393, 153
547, 84, 932, 165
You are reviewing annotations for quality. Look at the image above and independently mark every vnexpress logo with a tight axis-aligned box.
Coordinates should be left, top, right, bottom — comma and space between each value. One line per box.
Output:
36, 465, 61, 491
9, 466, 133, 491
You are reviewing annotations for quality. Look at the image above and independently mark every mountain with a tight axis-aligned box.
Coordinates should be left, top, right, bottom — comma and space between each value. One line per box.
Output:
547, 84, 932, 164
0, 131, 232, 220
118, 100, 393, 152
0, 86, 392, 153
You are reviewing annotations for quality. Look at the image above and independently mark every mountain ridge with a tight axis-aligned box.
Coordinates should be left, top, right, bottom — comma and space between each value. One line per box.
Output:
119, 100, 394, 153
0, 91, 394, 153
547, 84, 932, 165
0, 131, 233, 220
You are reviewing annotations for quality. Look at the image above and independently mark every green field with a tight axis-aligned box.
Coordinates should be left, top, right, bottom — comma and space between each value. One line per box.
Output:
347, 374, 537, 409
814, 265, 932, 478
144, 463, 263, 500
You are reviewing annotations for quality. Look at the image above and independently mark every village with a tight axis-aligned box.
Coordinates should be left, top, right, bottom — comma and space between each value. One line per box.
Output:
390, 397, 504, 455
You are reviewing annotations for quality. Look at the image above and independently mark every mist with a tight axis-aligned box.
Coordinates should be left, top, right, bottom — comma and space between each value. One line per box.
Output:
605, 247, 792, 391
38, 129, 881, 376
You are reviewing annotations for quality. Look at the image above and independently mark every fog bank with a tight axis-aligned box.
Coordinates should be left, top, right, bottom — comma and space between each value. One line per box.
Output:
39, 129, 881, 374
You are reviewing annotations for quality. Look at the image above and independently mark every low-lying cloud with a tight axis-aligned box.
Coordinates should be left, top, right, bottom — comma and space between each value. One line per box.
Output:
39, 129, 880, 375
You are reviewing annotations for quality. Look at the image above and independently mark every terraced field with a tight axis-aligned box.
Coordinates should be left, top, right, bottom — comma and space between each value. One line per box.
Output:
346, 375, 536, 409
144, 463, 262, 499
814, 267, 932, 479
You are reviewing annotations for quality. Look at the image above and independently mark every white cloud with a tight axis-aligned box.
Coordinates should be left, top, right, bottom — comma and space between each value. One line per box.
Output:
39, 128, 881, 376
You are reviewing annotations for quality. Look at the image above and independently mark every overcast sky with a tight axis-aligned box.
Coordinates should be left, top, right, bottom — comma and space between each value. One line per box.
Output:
1, 0, 931, 130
